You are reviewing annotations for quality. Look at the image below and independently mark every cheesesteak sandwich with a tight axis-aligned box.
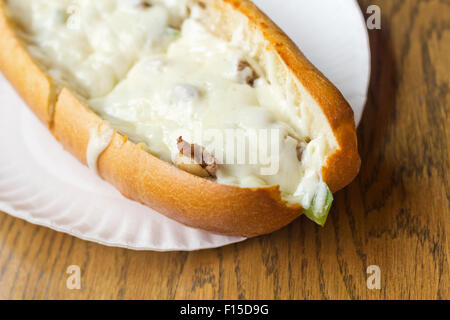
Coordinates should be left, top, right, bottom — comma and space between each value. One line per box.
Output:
0, 0, 360, 237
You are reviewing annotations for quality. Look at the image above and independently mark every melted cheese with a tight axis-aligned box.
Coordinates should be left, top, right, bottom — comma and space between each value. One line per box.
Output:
5, 0, 337, 209
86, 123, 114, 175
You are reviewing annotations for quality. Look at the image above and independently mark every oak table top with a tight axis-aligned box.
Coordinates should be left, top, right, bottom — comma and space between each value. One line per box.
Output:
0, 0, 448, 300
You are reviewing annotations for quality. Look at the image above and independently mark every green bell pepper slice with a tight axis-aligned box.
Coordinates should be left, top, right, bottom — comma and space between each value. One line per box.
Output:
303, 183, 333, 227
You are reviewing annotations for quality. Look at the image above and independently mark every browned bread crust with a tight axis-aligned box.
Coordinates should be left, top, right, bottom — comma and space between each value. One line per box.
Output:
0, 3, 56, 125
0, 0, 360, 237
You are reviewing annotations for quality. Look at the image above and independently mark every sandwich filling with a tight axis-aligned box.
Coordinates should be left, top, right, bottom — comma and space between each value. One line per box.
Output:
5, 0, 338, 225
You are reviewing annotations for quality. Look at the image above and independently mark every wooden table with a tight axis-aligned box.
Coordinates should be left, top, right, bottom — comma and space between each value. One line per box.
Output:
0, 0, 448, 300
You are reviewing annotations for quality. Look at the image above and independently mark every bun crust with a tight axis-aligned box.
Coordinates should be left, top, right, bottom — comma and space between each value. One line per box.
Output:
0, 0, 360, 237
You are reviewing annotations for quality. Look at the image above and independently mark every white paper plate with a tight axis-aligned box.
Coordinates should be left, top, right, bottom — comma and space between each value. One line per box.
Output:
0, 0, 370, 251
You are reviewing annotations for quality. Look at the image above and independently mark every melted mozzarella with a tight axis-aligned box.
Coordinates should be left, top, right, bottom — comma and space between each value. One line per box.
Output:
6, 0, 336, 206
86, 123, 114, 175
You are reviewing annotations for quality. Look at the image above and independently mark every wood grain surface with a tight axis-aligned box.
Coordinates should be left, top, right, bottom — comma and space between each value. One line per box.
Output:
0, 0, 449, 300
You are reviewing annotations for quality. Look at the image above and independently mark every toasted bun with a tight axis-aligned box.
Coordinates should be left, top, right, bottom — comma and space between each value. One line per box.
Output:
0, 0, 360, 237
